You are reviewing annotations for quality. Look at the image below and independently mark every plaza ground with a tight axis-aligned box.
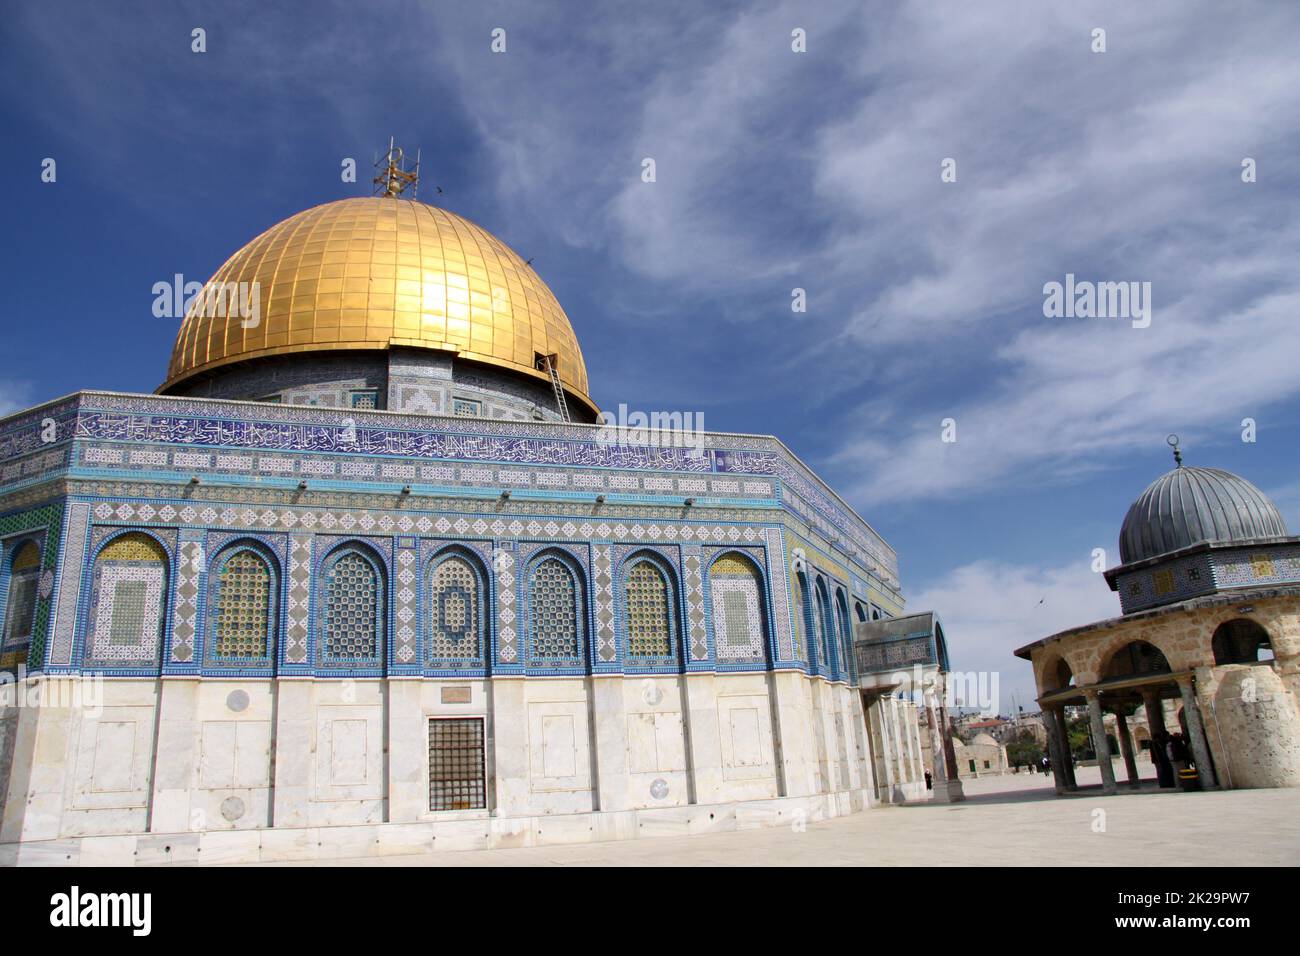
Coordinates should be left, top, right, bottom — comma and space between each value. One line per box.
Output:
265, 763, 1300, 867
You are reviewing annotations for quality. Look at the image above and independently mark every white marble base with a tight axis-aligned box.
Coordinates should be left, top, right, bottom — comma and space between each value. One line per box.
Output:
2, 787, 878, 866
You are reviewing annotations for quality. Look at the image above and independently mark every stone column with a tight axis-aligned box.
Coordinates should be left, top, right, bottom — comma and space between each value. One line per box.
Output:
491, 677, 531, 816
875, 697, 897, 798
925, 680, 964, 803
771, 670, 818, 797
1050, 706, 1077, 789
1085, 690, 1117, 794
272, 679, 314, 828
1115, 710, 1140, 788
1040, 707, 1069, 794
1142, 686, 1173, 787
590, 675, 630, 811
1176, 676, 1218, 789
149, 678, 200, 832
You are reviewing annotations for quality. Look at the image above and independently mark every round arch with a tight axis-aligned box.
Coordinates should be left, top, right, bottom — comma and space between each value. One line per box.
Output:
812, 575, 834, 673
706, 550, 772, 667
426, 545, 491, 667
1211, 618, 1275, 664
205, 537, 281, 667
617, 549, 683, 668
317, 540, 388, 669
1, 536, 44, 652
1101, 640, 1172, 681
523, 547, 589, 670
83, 530, 172, 671
834, 588, 854, 680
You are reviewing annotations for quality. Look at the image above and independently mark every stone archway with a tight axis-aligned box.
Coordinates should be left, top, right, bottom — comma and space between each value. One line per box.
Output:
1102, 640, 1172, 680
1212, 619, 1275, 664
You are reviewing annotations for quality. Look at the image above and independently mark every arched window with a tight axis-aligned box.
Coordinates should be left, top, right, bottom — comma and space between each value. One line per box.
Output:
836, 589, 854, 680
429, 553, 484, 661
624, 557, 677, 661
207, 544, 276, 663
709, 553, 766, 664
528, 555, 583, 664
794, 571, 812, 660
854, 601, 867, 623
1211, 619, 1274, 664
320, 547, 385, 665
2, 540, 41, 651
813, 578, 832, 671
86, 532, 168, 668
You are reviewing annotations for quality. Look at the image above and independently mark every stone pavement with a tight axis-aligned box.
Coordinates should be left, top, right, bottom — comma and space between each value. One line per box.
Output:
265, 766, 1300, 867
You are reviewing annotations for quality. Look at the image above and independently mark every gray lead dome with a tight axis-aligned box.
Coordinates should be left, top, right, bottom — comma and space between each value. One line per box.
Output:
1118, 466, 1289, 564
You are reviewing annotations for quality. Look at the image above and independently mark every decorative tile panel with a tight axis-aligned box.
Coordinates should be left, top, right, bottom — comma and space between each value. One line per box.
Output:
592, 544, 615, 664
170, 532, 204, 663
682, 547, 709, 661
48, 502, 90, 667
285, 534, 312, 664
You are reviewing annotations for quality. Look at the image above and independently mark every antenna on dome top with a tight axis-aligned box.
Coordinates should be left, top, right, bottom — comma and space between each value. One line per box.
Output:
1167, 433, 1183, 467
373, 137, 421, 199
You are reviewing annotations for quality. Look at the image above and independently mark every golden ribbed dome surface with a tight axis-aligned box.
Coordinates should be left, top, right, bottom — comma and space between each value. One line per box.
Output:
163, 197, 594, 411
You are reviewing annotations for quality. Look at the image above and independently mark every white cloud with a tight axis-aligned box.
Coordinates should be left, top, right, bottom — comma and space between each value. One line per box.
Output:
437, 0, 1300, 507
907, 557, 1120, 714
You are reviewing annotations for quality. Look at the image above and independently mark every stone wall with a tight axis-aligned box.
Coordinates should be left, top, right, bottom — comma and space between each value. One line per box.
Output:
1028, 593, 1300, 789
0, 672, 886, 862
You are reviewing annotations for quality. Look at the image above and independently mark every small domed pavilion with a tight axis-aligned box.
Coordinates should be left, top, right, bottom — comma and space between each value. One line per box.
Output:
1016, 442, 1300, 794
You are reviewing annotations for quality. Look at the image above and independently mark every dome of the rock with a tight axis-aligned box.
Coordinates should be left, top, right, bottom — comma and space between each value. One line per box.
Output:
161, 196, 596, 417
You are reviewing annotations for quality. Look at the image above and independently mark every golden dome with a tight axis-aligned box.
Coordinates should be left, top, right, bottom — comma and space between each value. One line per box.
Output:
162, 197, 596, 415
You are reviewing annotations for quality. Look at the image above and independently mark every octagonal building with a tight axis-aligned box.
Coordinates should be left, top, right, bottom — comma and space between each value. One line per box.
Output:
0, 189, 939, 864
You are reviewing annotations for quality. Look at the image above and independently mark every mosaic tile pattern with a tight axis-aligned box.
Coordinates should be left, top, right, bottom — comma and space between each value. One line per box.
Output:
47, 502, 90, 667
429, 555, 480, 659
495, 544, 517, 664
625, 560, 673, 657
171, 533, 204, 663
834, 590, 855, 681
796, 573, 815, 663
285, 535, 312, 664
394, 545, 418, 664
320, 550, 383, 663
2, 542, 39, 650
62, 391, 898, 582
763, 528, 795, 662
592, 545, 615, 664
86, 533, 168, 667
709, 554, 765, 663
682, 548, 709, 661
813, 582, 832, 671
75, 498, 783, 555
529, 557, 580, 663
211, 548, 273, 659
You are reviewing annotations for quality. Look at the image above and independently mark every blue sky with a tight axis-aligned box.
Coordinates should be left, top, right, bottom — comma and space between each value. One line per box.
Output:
3, 0, 1300, 708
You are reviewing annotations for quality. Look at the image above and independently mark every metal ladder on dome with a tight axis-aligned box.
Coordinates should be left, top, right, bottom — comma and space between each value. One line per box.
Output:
541, 356, 572, 423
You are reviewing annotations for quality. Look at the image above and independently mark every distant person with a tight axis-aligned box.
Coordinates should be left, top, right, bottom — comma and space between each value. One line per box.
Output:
1167, 732, 1190, 776
1041, 754, 1050, 775
924, 770, 933, 790
1152, 731, 1175, 787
